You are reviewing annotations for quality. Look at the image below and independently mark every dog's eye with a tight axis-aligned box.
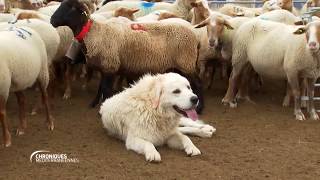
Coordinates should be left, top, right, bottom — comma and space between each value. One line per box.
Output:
172, 89, 181, 94
187, 85, 191, 89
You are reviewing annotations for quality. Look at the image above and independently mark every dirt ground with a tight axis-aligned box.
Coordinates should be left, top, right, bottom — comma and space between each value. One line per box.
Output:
1, 77, 320, 180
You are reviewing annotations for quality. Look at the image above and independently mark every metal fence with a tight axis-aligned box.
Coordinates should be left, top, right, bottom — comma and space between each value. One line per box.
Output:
207, 0, 307, 9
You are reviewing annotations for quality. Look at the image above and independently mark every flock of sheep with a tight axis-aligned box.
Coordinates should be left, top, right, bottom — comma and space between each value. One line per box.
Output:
0, 0, 319, 148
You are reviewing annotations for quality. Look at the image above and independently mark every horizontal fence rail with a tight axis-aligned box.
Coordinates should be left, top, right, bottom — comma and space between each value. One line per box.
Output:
166, 0, 308, 9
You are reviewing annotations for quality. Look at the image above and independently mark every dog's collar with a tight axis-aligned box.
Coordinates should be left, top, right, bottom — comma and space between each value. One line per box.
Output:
75, 20, 93, 41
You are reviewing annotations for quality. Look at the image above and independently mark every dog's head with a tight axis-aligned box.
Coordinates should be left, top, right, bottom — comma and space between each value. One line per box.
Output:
148, 73, 199, 121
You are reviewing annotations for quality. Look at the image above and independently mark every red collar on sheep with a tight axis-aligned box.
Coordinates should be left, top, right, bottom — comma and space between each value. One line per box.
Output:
75, 20, 93, 41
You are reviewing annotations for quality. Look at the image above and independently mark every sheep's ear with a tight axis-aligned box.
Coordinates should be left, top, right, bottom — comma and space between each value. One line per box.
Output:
224, 20, 234, 29
293, 27, 307, 34
130, 8, 140, 14
194, 18, 209, 28
151, 77, 163, 109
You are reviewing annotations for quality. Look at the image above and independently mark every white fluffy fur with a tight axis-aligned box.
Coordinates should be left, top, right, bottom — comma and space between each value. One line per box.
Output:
100, 73, 215, 162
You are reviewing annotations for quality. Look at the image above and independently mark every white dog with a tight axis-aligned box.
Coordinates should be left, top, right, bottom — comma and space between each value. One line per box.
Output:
99, 73, 215, 162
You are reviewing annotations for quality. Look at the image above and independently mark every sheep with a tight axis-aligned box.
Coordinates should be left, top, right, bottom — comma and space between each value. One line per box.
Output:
96, 0, 197, 20
258, 9, 303, 25
0, 26, 54, 147
37, 4, 60, 16
276, 0, 300, 16
15, 10, 51, 22
218, 4, 263, 17
194, 14, 251, 89
5, 0, 44, 11
91, 7, 140, 22
0, 19, 60, 66
13, 13, 76, 101
51, 0, 204, 111
190, 0, 210, 25
136, 10, 181, 22
222, 19, 320, 121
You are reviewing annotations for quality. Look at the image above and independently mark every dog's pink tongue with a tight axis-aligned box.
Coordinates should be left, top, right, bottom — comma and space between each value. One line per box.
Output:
185, 109, 198, 121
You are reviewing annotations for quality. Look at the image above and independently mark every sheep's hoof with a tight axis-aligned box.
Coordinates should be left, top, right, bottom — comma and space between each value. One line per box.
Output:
310, 111, 319, 120
47, 119, 54, 131
295, 112, 306, 121
30, 110, 37, 116
3, 134, 11, 148
16, 129, 25, 136
62, 93, 71, 100
82, 84, 87, 90
222, 98, 237, 108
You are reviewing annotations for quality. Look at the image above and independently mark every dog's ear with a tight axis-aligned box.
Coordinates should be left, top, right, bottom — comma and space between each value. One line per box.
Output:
152, 76, 163, 109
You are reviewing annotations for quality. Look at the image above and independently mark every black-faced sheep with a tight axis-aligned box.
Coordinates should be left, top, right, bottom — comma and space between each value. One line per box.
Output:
50, 0, 204, 112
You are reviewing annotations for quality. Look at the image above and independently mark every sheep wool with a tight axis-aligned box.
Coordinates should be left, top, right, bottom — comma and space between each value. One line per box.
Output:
83, 18, 199, 75
96, 0, 195, 20
0, 26, 48, 100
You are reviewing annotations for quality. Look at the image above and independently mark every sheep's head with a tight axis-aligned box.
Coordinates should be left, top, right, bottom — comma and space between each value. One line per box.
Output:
276, 0, 293, 11
182, 0, 199, 10
113, 7, 139, 21
190, 0, 210, 23
51, 0, 95, 35
294, 21, 320, 53
262, 0, 281, 12
194, 14, 233, 49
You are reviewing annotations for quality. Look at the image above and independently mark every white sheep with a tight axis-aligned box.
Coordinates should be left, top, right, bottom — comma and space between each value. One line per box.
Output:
96, 0, 197, 20
136, 9, 180, 22
0, 19, 60, 66
223, 19, 320, 121
0, 26, 54, 147
257, 9, 303, 25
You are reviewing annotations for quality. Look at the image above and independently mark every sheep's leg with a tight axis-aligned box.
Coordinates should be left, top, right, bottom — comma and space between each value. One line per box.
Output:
205, 64, 215, 90
15, 91, 27, 136
222, 62, 247, 108
38, 82, 54, 130
90, 72, 104, 108
301, 78, 308, 108
198, 60, 206, 83
287, 75, 305, 120
189, 75, 204, 114
0, 96, 10, 147
236, 64, 255, 104
282, 81, 292, 107
307, 78, 319, 120
221, 61, 229, 80
63, 63, 72, 100
101, 75, 115, 102
82, 66, 93, 90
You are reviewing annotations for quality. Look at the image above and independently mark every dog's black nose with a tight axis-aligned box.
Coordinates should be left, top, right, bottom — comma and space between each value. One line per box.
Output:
190, 96, 198, 105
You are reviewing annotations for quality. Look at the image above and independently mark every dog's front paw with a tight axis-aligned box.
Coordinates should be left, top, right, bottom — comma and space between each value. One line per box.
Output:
145, 148, 161, 162
194, 125, 216, 138
185, 145, 201, 156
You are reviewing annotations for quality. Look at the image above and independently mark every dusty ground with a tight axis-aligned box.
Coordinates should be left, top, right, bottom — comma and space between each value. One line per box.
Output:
1, 77, 320, 180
